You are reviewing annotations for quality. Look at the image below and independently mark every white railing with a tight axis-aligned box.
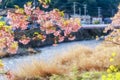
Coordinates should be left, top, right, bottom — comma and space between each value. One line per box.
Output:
82, 24, 109, 29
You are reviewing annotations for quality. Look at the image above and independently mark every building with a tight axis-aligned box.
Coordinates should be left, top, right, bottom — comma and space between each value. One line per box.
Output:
71, 14, 91, 24
80, 15, 91, 24
92, 17, 103, 24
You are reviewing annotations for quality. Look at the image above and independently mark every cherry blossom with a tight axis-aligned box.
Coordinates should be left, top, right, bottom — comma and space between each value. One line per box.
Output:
4, 1, 81, 54
53, 43, 58, 46
0, 22, 18, 54
68, 35, 76, 41
19, 35, 30, 45
7, 42, 18, 54
6, 70, 15, 80
58, 35, 65, 42
42, 4, 49, 8
53, 30, 61, 36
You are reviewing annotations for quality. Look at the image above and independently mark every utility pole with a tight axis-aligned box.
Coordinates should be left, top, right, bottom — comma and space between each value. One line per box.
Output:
79, 8, 81, 16
73, 2, 76, 16
83, 4, 87, 16
33, 0, 36, 9
98, 7, 101, 17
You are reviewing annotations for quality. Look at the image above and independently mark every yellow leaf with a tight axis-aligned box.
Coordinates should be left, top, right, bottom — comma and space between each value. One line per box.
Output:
34, 32, 39, 35
0, 21, 5, 28
60, 11, 64, 17
39, 0, 51, 4
10, 42, 18, 49
14, 5, 19, 9
27, 2, 32, 6
0, 60, 4, 68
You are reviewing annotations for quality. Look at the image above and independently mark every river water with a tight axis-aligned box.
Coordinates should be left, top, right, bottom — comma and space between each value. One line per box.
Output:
0, 40, 103, 80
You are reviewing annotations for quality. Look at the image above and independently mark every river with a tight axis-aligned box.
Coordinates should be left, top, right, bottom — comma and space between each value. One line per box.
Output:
0, 40, 103, 80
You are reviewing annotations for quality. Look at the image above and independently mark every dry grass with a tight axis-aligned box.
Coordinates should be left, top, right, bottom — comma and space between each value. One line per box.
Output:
95, 41, 120, 66
13, 59, 67, 80
13, 41, 120, 79
54, 44, 116, 71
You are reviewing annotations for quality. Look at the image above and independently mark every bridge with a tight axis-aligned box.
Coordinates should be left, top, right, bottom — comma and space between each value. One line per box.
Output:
82, 24, 108, 29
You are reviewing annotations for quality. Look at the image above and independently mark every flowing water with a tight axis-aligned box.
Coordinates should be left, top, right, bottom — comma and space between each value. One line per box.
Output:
0, 40, 103, 80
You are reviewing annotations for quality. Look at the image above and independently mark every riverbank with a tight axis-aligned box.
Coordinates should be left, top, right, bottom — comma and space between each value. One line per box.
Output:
0, 40, 103, 79
1, 39, 120, 80
2, 40, 102, 69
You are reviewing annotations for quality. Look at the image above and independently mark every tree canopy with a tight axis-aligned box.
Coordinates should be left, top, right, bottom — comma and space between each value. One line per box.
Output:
0, 0, 120, 17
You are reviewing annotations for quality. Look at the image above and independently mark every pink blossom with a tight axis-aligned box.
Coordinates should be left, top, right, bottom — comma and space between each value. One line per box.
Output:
72, 25, 80, 32
5, 4, 81, 50
6, 70, 15, 80
24, 4, 32, 15
64, 29, 71, 37
58, 36, 64, 42
53, 30, 61, 36
7, 42, 18, 54
42, 4, 49, 8
41, 35, 46, 42
19, 38, 30, 45
7, 47, 18, 54
0, 42, 6, 49
53, 44, 58, 46
68, 36, 76, 40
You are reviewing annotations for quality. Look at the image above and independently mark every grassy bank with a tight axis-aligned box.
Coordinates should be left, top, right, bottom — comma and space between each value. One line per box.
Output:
11, 41, 120, 80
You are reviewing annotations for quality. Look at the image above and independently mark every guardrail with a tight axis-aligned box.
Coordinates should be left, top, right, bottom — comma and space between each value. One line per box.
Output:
82, 24, 109, 29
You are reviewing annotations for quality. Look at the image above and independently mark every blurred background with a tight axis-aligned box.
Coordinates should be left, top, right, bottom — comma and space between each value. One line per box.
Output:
0, 0, 120, 24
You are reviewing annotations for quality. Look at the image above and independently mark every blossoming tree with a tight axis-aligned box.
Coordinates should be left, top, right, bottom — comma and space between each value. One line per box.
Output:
0, 0, 81, 54
105, 5, 120, 45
